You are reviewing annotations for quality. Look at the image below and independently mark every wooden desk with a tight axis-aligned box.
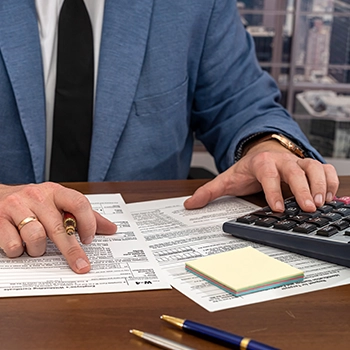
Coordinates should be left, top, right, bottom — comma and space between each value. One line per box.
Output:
1, 177, 350, 350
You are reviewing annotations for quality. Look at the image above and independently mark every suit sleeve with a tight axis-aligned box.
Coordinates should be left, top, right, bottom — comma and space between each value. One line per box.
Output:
191, 0, 324, 172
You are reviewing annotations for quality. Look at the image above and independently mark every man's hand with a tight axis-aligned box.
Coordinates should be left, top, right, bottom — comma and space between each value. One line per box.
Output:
0, 182, 117, 274
184, 140, 339, 212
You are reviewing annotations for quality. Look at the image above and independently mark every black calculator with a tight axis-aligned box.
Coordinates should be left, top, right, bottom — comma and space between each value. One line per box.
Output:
223, 196, 350, 267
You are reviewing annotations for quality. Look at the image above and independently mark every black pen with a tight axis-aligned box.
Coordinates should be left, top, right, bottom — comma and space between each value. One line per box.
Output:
161, 315, 279, 350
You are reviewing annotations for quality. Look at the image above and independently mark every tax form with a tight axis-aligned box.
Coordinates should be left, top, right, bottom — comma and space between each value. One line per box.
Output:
0, 194, 170, 297
128, 196, 350, 312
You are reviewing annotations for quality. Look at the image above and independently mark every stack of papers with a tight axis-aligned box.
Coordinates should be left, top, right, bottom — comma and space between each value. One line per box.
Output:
185, 246, 304, 296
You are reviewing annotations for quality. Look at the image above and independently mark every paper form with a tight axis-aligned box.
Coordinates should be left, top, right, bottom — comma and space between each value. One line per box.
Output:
128, 196, 350, 312
0, 194, 170, 297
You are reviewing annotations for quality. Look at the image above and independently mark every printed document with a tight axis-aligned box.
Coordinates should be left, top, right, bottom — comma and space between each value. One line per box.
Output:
1, 193, 350, 312
128, 196, 350, 312
0, 194, 170, 297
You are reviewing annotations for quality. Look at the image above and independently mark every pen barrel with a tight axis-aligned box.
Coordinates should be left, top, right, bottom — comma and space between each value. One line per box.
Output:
63, 212, 77, 235
246, 339, 280, 350
184, 320, 242, 345
183, 320, 279, 350
64, 213, 76, 228
141, 332, 195, 350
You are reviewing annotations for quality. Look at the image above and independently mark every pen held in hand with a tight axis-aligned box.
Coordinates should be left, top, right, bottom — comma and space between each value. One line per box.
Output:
63, 212, 77, 236
161, 315, 279, 350
130, 329, 196, 350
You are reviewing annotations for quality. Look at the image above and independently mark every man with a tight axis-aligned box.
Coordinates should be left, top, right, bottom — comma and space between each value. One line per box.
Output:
0, 0, 338, 273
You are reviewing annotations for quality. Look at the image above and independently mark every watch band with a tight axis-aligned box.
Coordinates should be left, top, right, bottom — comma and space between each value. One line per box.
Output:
242, 133, 306, 159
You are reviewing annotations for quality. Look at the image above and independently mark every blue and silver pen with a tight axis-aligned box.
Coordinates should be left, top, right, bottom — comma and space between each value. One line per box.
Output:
161, 315, 279, 350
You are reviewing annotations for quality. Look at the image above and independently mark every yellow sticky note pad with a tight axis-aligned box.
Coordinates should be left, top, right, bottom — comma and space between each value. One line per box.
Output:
185, 246, 304, 296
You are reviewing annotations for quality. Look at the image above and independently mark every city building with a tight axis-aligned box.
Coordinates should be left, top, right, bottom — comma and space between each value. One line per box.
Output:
295, 90, 350, 158
329, 0, 350, 83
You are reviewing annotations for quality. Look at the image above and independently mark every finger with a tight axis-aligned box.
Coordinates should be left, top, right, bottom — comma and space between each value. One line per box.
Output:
17, 215, 47, 257
34, 185, 112, 273
51, 230, 91, 274
38, 207, 91, 273
251, 157, 285, 212
184, 174, 227, 209
52, 187, 97, 244
94, 211, 117, 235
1, 197, 47, 257
324, 164, 339, 202
277, 159, 316, 212
296, 159, 327, 207
0, 218, 24, 258
33, 204, 92, 273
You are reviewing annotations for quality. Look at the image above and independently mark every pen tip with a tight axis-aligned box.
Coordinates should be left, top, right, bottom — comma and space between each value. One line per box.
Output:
161, 315, 184, 328
130, 329, 143, 337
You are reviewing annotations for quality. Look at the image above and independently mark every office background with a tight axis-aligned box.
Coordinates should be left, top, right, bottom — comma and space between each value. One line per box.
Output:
191, 0, 350, 176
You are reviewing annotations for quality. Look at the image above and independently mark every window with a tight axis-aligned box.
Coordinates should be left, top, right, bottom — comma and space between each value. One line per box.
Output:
238, 0, 350, 159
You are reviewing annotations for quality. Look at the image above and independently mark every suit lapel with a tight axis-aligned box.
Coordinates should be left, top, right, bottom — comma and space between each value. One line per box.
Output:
89, 0, 154, 181
0, 0, 46, 182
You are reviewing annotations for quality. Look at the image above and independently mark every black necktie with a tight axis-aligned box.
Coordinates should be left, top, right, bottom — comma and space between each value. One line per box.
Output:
50, 0, 94, 182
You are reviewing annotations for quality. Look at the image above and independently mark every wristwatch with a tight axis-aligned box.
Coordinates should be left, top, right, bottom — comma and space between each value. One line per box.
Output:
242, 133, 306, 159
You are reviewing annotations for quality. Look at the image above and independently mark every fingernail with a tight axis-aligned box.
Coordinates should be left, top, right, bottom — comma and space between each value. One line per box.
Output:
81, 235, 94, 244
314, 193, 323, 206
305, 199, 315, 208
275, 201, 284, 211
326, 192, 333, 202
76, 258, 89, 271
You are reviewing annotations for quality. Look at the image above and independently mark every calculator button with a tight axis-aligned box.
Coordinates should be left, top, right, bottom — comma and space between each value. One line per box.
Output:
289, 215, 310, 224
320, 212, 343, 222
298, 210, 321, 218
317, 205, 333, 213
253, 211, 287, 220
342, 216, 350, 224
274, 219, 297, 230
308, 217, 330, 227
333, 207, 350, 217
283, 197, 296, 205
284, 206, 300, 216
236, 214, 259, 224
326, 200, 344, 209
331, 220, 350, 231
293, 223, 317, 234
267, 212, 288, 220
252, 210, 270, 217
255, 217, 278, 227
316, 226, 338, 237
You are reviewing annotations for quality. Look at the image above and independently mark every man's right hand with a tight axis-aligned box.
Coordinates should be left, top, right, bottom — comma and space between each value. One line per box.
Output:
0, 182, 117, 274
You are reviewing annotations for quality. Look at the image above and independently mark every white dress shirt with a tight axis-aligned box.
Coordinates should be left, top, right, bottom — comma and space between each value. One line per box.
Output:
35, 0, 105, 179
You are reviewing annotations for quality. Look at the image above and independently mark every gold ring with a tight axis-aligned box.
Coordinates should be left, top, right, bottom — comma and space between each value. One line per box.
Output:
17, 216, 38, 231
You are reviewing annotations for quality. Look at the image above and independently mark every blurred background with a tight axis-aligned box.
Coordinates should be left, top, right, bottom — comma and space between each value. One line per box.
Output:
191, 0, 350, 176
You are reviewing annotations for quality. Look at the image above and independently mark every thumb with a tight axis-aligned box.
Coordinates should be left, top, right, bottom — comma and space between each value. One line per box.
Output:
94, 211, 117, 235
184, 176, 227, 209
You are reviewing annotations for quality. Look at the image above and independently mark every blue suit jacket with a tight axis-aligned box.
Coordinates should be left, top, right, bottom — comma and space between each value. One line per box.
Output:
0, 0, 322, 184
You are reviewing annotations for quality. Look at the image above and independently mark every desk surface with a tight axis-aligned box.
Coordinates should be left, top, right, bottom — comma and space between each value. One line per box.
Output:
1, 177, 350, 350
